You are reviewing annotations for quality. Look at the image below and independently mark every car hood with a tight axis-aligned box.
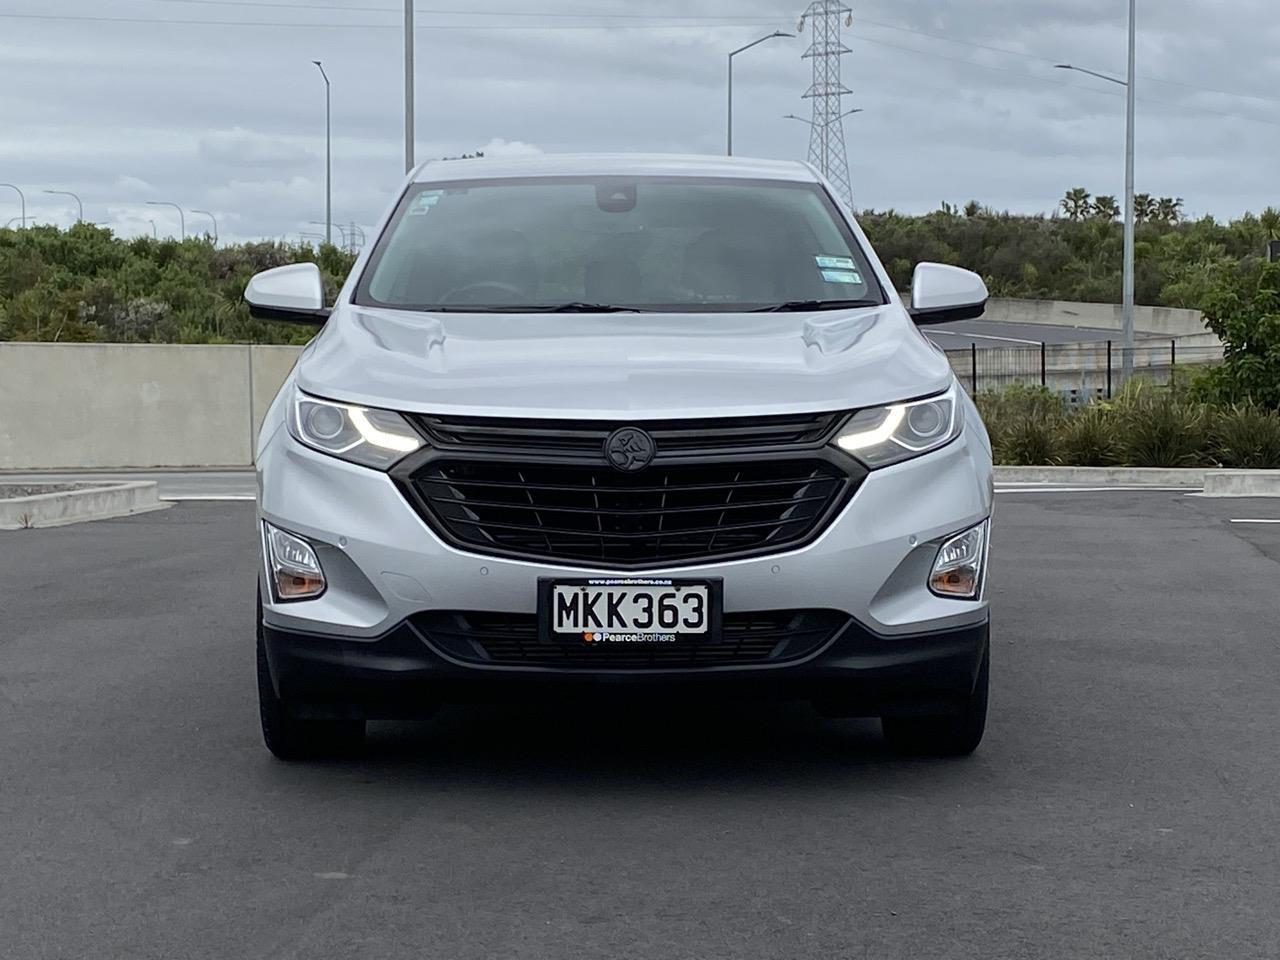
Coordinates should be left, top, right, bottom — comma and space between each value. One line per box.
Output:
294, 304, 954, 419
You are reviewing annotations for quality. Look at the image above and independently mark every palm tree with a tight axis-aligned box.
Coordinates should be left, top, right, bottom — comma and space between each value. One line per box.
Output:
1259, 206, 1280, 240
1060, 187, 1092, 221
1133, 193, 1157, 224
1155, 197, 1183, 224
1092, 195, 1121, 220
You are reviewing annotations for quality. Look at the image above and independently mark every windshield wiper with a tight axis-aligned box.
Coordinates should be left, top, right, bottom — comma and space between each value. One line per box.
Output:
525, 302, 644, 313
752, 299, 882, 313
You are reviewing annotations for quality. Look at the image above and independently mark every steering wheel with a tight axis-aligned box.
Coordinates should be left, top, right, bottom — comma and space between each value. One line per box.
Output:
439, 280, 528, 304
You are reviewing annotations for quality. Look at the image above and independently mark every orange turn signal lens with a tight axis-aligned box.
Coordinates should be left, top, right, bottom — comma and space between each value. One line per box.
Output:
264, 523, 326, 602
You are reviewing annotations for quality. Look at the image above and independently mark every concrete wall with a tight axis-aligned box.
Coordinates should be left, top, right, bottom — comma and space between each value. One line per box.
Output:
983, 299, 1205, 337
0, 343, 301, 469
0, 297, 1214, 469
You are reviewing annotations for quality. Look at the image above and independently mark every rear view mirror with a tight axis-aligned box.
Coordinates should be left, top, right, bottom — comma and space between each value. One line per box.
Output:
245, 262, 330, 325
908, 262, 988, 325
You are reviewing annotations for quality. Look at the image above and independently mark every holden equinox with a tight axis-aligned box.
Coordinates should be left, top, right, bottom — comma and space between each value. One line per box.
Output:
247, 155, 994, 760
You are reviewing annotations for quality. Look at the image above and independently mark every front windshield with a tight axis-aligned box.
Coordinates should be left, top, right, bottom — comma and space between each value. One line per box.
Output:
354, 176, 884, 312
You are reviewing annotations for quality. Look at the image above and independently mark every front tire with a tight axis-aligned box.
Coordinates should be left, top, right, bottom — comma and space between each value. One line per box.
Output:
881, 647, 989, 757
257, 592, 365, 761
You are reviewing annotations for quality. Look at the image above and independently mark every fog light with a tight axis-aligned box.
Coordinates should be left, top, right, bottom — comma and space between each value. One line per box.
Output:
929, 520, 989, 600
264, 523, 326, 601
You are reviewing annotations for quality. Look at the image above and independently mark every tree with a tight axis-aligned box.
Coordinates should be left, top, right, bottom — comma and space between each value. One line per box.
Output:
1060, 187, 1092, 221
1260, 206, 1280, 240
1193, 260, 1280, 408
1091, 195, 1121, 220
1133, 193, 1158, 224
1155, 197, 1183, 224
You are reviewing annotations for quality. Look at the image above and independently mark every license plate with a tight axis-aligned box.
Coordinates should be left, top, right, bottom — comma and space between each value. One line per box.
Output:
539, 578, 722, 644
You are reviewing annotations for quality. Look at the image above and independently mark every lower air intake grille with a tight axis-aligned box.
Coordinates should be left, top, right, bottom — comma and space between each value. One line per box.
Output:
415, 609, 851, 669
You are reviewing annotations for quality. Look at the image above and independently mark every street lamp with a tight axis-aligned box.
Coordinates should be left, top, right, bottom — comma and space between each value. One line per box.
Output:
1056, 0, 1136, 378
312, 60, 332, 246
146, 201, 185, 240
0, 183, 25, 227
191, 209, 218, 244
404, 0, 415, 173
43, 189, 83, 222
311, 220, 348, 249
727, 31, 793, 155
148, 219, 158, 239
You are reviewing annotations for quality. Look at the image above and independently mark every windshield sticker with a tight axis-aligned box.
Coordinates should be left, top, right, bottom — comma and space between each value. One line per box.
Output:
821, 268, 864, 284
815, 255, 856, 270
407, 191, 443, 216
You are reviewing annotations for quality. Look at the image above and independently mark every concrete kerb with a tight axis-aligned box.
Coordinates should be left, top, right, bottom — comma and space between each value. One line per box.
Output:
0, 481, 167, 529
995, 466, 1208, 487
996, 465, 1280, 497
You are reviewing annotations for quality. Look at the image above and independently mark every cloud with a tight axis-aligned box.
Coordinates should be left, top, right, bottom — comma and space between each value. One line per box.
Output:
0, 0, 1278, 239
478, 137, 544, 157
197, 128, 316, 167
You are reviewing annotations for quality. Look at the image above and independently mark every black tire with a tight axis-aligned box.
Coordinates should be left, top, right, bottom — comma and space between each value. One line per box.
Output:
881, 648, 989, 758
257, 593, 365, 761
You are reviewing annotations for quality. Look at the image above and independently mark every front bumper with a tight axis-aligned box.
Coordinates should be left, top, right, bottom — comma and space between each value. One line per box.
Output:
262, 614, 989, 719
257, 423, 992, 637
255, 401, 993, 712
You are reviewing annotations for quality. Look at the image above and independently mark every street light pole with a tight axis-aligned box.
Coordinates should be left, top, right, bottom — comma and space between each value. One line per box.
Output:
404, 0, 415, 174
146, 201, 185, 240
312, 60, 332, 246
1056, 3, 1137, 378
1122, 0, 1137, 379
43, 189, 82, 222
148, 220, 158, 239
311, 220, 348, 249
727, 31, 793, 156
191, 209, 218, 244
0, 183, 25, 227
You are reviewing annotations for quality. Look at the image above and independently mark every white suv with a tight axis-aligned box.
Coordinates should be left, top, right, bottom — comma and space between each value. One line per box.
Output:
248, 154, 994, 760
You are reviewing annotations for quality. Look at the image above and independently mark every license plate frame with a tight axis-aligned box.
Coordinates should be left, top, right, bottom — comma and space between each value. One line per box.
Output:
537, 577, 724, 646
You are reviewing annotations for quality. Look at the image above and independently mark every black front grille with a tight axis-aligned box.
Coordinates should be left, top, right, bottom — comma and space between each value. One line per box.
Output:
404, 457, 854, 567
415, 609, 850, 668
412, 411, 844, 459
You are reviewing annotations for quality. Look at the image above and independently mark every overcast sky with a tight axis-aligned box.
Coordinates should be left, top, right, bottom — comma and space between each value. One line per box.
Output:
2, 0, 1279, 244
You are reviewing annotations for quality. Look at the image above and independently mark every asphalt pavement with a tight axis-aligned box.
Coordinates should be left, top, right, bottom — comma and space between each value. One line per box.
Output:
2, 493, 1279, 959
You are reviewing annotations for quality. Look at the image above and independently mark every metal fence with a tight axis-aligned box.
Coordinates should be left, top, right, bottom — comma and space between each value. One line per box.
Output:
947, 339, 1225, 402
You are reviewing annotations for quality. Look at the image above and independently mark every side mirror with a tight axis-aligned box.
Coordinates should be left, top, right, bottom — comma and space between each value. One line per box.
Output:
244, 262, 330, 325
908, 262, 988, 325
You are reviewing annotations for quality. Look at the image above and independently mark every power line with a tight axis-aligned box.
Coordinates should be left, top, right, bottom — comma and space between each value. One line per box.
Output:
0, 11, 780, 29
847, 32, 1280, 131
136, 0, 782, 20
851, 14, 1280, 108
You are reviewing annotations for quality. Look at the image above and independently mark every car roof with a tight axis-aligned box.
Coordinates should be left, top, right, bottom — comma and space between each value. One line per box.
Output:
411, 153, 819, 184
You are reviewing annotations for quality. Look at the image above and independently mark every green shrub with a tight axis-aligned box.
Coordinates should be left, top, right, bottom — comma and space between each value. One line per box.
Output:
1108, 379, 1214, 467
1055, 405, 1119, 466
976, 383, 1064, 464
1211, 402, 1280, 468
999, 416, 1060, 465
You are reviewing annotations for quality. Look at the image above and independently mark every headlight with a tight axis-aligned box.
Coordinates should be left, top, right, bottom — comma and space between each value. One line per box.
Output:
929, 519, 989, 600
832, 383, 962, 467
289, 387, 424, 469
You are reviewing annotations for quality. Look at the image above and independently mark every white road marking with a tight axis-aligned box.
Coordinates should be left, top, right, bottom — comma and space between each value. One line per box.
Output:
995, 486, 1195, 494
160, 494, 255, 501
926, 329, 1044, 346
1229, 518, 1280, 524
